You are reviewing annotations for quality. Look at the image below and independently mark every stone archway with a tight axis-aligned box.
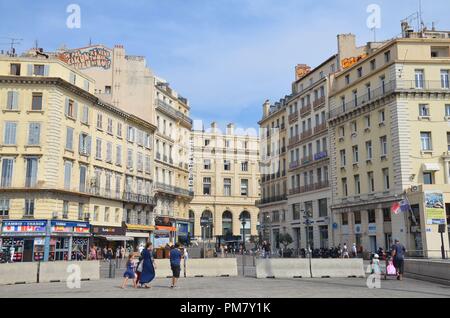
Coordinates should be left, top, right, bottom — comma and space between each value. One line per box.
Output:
188, 210, 195, 237
201, 210, 213, 240
239, 211, 251, 243
222, 211, 233, 241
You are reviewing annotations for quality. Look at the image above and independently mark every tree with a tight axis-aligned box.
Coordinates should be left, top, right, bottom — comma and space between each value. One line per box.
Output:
278, 233, 293, 258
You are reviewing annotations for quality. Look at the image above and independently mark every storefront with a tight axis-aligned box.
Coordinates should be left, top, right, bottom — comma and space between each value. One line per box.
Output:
153, 216, 176, 248
125, 224, 155, 252
175, 221, 190, 245
0, 219, 91, 262
91, 223, 132, 251
0, 220, 47, 262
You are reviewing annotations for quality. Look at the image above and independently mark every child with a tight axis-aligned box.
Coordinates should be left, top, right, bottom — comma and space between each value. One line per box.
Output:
121, 254, 137, 289
371, 254, 381, 275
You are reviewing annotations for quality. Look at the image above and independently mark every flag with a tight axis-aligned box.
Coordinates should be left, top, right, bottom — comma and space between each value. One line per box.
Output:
400, 199, 411, 213
391, 202, 401, 215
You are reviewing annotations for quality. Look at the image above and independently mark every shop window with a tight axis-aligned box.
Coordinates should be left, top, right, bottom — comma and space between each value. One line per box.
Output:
25, 199, 35, 217
368, 210, 376, 223
354, 211, 361, 225
0, 199, 9, 217
383, 208, 391, 222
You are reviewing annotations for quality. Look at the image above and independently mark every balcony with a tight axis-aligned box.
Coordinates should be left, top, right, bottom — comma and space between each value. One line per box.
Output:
281, 146, 286, 154
289, 160, 300, 170
288, 135, 300, 146
314, 122, 327, 134
301, 129, 313, 140
123, 191, 155, 205
313, 96, 326, 110
301, 155, 313, 165
280, 123, 286, 130
155, 182, 194, 197
288, 111, 299, 124
300, 104, 312, 117
156, 99, 193, 126
256, 195, 288, 206
314, 151, 328, 161
156, 152, 161, 160
163, 155, 168, 162
290, 181, 330, 196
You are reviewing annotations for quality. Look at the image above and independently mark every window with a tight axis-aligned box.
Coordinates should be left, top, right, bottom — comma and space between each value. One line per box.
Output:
384, 51, 391, 63
380, 136, 387, 157
65, 127, 74, 150
107, 118, 113, 134
31, 93, 43, 111
345, 74, 350, 85
383, 208, 391, 222
364, 115, 371, 128
419, 104, 430, 117
366, 141, 373, 160
127, 126, 135, 142
96, 113, 103, 130
241, 161, 249, 172
382, 168, 390, 190
224, 178, 231, 196
95, 138, 102, 160
203, 159, 211, 170
6, 91, 19, 110
339, 126, 345, 138
423, 172, 434, 185
117, 122, 122, 138
137, 152, 143, 172
105, 86, 112, 94
340, 150, 346, 167
104, 207, 110, 222
28, 123, 40, 145
69, 73, 76, 85
203, 177, 211, 195
3, 122, 17, 145
224, 160, 231, 171
145, 155, 151, 173
446, 105, 450, 117
93, 206, 99, 221
368, 172, 375, 192
33, 64, 45, 76
1, 158, 13, 187
65, 98, 77, 118
78, 203, 84, 220
79, 165, 87, 192
342, 213, 349, 225
370, 59, 376, 71
415, 70, 425, 89
357, 67, 363, 78
240, 179, 249, 196
366, 83, 372, 100
379, 109, 386, 124
352, 146, 359, 163
351, 121, 357, 134
127, 149, 134, 170
441, 70, 449, 89
342, 178, 348, 196
420, 132, 432, 151
25, 158, 38, 187
106, 142, 113, 163
79, 133, 91, 156
81, 105, 89, 124
447, 133, 450, 151
318, 198, 327, 217
64, 161, 72, 190
354, 211, 361, 225
354, 175, 361, 194
10, 63, 21, 75
0, 199, 9, 217
25, 199, 35, 217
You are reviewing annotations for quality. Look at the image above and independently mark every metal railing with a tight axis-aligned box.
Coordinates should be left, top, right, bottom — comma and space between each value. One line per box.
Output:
256, 195, 288, 206
300, 104, 312, 117
154, 182, 194, 197
122, 191, 155, 204
156, 99, 193, 126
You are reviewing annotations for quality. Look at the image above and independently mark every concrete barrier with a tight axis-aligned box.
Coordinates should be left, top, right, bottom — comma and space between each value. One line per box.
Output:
311, 259, 365, 278
255, 259, 310, 279
154, 258, 238, 278
0, 263, 38, 285
405, 259, 450, 285
39, 261, 100, 283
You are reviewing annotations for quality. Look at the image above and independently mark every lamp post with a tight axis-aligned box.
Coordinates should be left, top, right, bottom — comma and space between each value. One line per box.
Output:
304, 209, 313, 278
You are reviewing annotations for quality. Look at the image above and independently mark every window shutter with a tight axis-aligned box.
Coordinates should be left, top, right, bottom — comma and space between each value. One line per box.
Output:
84, 80, 89, 91
7, 91, 13, 109
86, 136, 92, 155
27, 64, 33, 76
65, 98, 70, 116
74, 102, 78, 119
44, 65, 50, 76
12, 92, 19, 109
78, 134, 83, 154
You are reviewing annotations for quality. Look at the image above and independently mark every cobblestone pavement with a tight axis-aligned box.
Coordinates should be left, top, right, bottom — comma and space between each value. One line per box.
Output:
0, 276, 449, 298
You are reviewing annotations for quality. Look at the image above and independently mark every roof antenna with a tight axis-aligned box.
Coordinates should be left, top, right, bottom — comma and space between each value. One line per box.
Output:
419, 0, 425, 32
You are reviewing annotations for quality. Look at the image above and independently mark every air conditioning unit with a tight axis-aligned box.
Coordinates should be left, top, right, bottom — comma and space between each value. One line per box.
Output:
52, 212, 59, 219
411, 185, 419, 193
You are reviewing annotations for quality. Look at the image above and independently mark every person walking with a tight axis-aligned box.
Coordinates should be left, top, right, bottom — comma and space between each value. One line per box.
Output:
121, 246, 126, 259
89, 245, 97, 260
183, 246, 189, 278
103, 247, 108, 261
106, 248, 113, 261
121, 254, 137, 289
139, 243, 156, 288
342, 243, 349, 258
351, 243, 358, 258
169, 243, 183, 288
391, 238, 406, 281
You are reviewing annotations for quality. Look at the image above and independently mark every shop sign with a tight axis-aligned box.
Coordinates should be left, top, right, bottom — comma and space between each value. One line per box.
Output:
1, 220, 47, 234
155, 216, 174, 227
368, 224, 377, 234
91, 224, 126, 236
154, 231, 170, 248
51, 221, 90, 234
425, 191, 446, 225
177, 223, 189, 234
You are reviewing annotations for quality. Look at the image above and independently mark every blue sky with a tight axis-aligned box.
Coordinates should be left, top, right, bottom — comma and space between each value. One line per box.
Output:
1, 0, 449, 130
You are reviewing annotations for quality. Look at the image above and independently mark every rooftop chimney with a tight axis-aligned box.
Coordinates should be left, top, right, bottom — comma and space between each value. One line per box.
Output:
226, 123, 235, 135
263, 100, 271, 117
211, 122, 218, 133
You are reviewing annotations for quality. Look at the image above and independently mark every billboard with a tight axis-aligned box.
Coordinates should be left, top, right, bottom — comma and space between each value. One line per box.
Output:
424, 191, 446, 225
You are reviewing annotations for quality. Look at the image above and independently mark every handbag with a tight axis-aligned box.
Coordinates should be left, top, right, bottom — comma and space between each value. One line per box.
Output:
137, 260, 143, 273
387, 261, 396, 275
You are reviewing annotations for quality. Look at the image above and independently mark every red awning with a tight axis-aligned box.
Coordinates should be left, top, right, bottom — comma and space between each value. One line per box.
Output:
156, 226, 176, 232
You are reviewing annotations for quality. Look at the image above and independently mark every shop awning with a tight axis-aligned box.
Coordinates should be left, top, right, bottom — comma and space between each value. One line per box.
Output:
423, 163, 441, 171
98, 235, 134, 241
156, 226, 176, 232
126, 232, 149, 238
126, 224, 155, 231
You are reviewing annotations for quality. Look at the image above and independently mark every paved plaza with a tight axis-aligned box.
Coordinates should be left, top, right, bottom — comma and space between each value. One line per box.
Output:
0, 276, 449, 298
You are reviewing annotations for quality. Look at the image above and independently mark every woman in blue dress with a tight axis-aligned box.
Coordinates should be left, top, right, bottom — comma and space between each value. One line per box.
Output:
121, 254, 137, 289
139, 242, 156, 288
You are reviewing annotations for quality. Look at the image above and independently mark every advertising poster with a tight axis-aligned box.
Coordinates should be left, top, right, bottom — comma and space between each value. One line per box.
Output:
425, 191, 446, 225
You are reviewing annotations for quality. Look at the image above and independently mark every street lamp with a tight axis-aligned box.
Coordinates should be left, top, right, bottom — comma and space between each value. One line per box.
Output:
303, 209, 313, 278
240, 219, 247, 254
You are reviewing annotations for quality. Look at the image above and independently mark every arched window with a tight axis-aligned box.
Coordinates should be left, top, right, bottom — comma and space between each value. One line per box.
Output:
222, 211, 233, 240
201, 210, 213, 239
188, 210, 195, 237
239, 211, 251, 242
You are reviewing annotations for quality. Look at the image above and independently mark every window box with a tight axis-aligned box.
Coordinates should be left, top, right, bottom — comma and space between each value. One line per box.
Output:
421, 150, 433, 155
418, 116, 431, 121
2, 109, 20, 114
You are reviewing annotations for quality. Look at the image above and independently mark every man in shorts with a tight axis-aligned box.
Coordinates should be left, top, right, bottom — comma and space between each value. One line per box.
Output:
391, 238, 406, 281
170, 243, 183, 288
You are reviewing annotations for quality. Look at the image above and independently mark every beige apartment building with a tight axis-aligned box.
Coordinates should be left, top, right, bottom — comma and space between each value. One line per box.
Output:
189, 122, 260, 244
154, 79, 193, 245
0, 51, 156, 261
329, 24, 450, 257
258, 98, 288, 251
